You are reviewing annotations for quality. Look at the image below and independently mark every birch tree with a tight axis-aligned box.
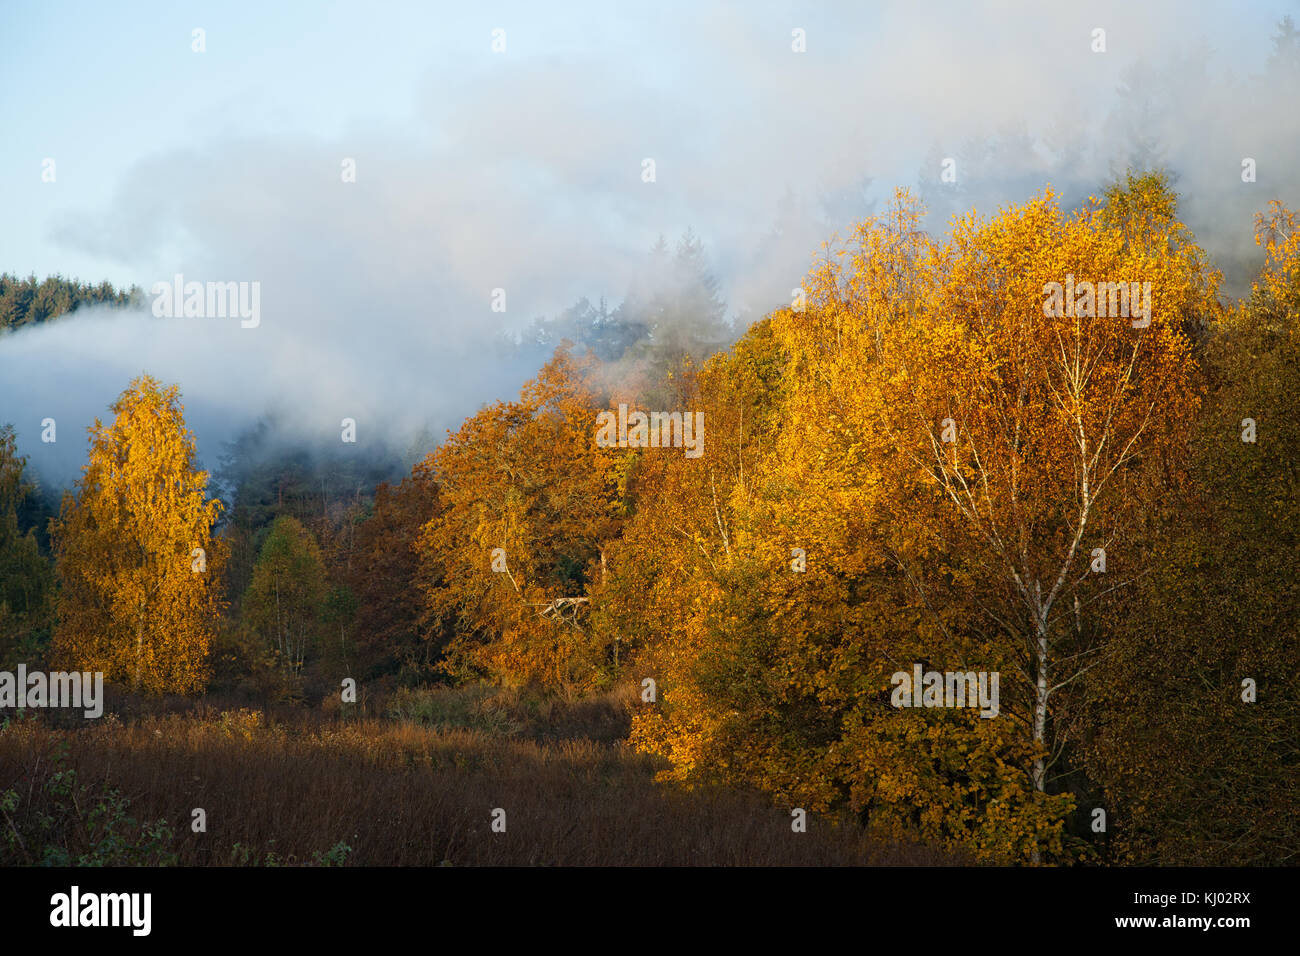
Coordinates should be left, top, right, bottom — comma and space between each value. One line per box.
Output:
872, 180, 1214, 858
51, 376, 224, 694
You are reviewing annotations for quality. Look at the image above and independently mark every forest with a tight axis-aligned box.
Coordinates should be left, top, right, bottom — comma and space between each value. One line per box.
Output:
1, 169, 1295, 867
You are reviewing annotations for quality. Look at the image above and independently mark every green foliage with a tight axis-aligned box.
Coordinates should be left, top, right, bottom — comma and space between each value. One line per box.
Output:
228, 839, 349, 866
518, 231, 731, 370
311, 841, 353, 866
241, 515, 328, 677
0, 425, 54, 670
0, 751, 178, 866
0, 273, 141, 333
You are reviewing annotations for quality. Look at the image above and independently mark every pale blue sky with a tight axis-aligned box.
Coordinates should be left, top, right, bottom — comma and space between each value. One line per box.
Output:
5, 0, 1291, 292
1, 0, 889, 289
5, 0, 1289, 291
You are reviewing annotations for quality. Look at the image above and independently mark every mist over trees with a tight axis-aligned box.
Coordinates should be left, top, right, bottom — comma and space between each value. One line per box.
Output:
915, 16, 1300, 302
2, 167, 1297, 864
8, 0, 1300, 892
3, 33, 1299, 859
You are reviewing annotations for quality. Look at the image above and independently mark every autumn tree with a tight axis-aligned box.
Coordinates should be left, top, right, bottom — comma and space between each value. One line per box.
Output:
51, 376, 225, 694
754, 211, 1061, 860
623, 250, 1063, 861
611, 320, 783, 769
344, 471, 443, 680
618, 175, 1221, 863
414, 346, 625, 692
242, 515, 328, 675
853, 182, 1213, 840
1080, 201, 1300, 863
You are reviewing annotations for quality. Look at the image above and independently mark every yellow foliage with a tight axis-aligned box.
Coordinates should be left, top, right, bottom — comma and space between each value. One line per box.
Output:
50, 375, 225, 695
621, 179, 1217, 863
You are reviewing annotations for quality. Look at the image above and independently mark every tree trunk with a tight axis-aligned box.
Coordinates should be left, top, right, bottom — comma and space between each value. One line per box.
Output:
1031, 608, 1050, 865
274, 579, 283, 659
134, 615, 144, 692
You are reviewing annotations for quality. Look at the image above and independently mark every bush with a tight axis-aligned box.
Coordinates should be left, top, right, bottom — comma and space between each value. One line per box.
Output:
0, 746, 178, 866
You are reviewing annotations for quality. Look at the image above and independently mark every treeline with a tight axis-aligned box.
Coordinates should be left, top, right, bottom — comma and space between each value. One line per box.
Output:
0, 229, 735, 696
1, 172, 1295, 865
0, 274, 144, 333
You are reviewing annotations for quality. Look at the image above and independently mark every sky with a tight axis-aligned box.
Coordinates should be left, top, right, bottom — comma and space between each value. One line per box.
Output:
2, 0, 1298, 487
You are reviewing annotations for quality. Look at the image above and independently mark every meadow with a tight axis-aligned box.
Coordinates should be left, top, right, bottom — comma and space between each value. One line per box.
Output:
0, 684, 960, 866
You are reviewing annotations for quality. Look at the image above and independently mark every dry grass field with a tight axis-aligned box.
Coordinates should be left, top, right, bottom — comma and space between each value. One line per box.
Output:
0, 686, 962, 866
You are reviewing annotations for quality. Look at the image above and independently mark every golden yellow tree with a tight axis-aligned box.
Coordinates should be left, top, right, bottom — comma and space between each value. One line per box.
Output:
626, 263, 1063, 862
613, 326, 777, 782
622, 176, 1218, 863
863, 179, 1215, 857
51, 375, 225, 694
414, 346, 624, 691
